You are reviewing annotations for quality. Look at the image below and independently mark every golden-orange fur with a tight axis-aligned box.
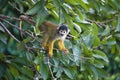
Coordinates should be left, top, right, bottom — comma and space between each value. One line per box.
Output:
39, 21, 69, 57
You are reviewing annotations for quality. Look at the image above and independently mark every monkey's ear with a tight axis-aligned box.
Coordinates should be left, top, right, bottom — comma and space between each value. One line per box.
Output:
67, 29, 70, 34
57, 26, 60, 30
68, 29, 70, 32
57, 24, 63, 30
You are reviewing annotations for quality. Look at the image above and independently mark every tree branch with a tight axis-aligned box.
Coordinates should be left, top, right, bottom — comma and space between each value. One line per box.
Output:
0, 21, 20, 42
0, 14, 21, 21
85, 18, 106, 27
47, 57, 55, 79
0, 18, 40, 43
20, 15, 36, 26
85, 16, 117, 27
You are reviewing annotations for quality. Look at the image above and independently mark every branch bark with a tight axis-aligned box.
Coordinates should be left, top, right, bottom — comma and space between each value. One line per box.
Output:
0, 21, 20, 42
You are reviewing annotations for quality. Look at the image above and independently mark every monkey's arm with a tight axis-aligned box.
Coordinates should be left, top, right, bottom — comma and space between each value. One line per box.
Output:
42, 34, 49, 49
58, 40, 69, 54
48, 40, 55, 57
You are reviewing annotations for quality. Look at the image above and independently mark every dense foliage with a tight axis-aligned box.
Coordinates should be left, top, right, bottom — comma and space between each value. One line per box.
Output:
0, 0, 120, 80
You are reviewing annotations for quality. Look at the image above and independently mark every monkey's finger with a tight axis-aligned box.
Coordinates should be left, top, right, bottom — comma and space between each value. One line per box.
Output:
63, 49, 69, 54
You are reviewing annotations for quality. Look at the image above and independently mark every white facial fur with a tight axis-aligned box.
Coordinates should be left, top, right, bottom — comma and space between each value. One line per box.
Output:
59, 29, 70, 40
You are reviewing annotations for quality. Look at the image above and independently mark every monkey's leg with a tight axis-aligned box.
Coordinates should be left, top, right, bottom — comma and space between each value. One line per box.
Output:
48, 40, 54, 57
58, 40, 69, 54
42, 34, 49, 49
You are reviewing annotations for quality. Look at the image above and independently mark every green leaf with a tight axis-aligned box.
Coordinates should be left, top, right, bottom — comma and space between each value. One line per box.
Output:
93, 50, 109, 63
90, 65, 98, 80
72, 45, 81, 62
0, 53, 6, 61
116, 17, 120, 31
0, 33, 7, 44
102, 26, 110, 36
11, 58, 29, 66
76, 0, 89, 11
17, 75, 30, 80
50, 10, 59, 20
6, 69, 14, 80
0, 26, 5, 32
65, 0, 77, 5
62, 3, 74, 14
34, 26, 40, 35
82, 44, 89, 55
55, 67, 63, 78
92, 23, 98, 36
63, 3, 72, 10
63, 68, 73, 79
26, 0, 45, 15
93, 36, 100, 46
80, 61, 85, 71
73, 22, 82, 33
17, 37, 32, 51
113, 32, 120, 40
53, 0, 60, 11
106, 37, 116, 45
82, 32, 94, 48
53, 58, 59, 73
111, 0, 120, 9
25, 52, 34, 62
14, 0, 24, 13
60, 53, 70, 64
97, 68, 108, 78
36, 7, 48, 28
111, 45, 116, 54
20, 67, 33, 79
0, 62, 6, 78
53, 58, 59, 68
34, 56, 41, 64
24, 0, 34, 6
75, 8, 84, 20
40, 61, 49, 80
64, 40, 72, 49
59, 9, 65, 24
94, 59, 104, 68
9, 65, 19, 77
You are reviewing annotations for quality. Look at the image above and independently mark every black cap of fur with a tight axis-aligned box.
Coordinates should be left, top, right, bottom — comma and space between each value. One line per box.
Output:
58, 24, 68, 32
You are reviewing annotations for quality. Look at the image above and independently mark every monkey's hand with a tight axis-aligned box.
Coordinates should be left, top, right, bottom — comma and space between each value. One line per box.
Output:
62, 49, 69, 54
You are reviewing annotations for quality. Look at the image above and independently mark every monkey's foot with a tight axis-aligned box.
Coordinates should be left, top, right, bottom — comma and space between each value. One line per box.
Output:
62, 49, 69, 54
42, 46, 48, 50
48, 52, 53, 57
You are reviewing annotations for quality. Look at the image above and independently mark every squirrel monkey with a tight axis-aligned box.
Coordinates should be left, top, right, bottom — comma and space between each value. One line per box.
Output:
19, 15, 69, 57
39, 21, 69, 57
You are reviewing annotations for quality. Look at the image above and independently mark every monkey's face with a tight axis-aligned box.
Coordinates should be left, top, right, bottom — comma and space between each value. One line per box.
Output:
58, 24, 68, 36
59, 30, 67, 36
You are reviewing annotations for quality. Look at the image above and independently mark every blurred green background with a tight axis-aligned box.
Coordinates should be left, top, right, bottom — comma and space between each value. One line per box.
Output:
0, 0, 120, 80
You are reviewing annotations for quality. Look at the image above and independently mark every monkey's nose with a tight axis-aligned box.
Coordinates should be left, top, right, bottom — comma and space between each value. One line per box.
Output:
60, 34, 64, 36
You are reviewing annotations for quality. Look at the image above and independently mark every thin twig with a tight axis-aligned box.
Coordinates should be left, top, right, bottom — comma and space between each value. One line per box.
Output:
100, 18, 115, 24
8, 1, 25, 14
0, 18, 40, 43
85, 18, 106, 27
0, 21, 20, 42
0, 14, 21, 21
47, 58, 55, 79
85, 16, 118, 28
19, 15, 36, 26
25, 46, 44, 51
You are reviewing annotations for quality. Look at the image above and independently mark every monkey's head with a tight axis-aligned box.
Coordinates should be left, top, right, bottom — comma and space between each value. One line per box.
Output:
57, 24, 69, 36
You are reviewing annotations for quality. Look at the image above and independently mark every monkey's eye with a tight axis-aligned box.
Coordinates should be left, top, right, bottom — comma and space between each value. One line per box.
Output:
63, 30, 66, 34
59, 30, 67, 34
59, 30, 63, 33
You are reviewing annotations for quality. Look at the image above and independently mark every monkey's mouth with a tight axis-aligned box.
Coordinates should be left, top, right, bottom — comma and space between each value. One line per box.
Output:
60, 34, 64, 36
